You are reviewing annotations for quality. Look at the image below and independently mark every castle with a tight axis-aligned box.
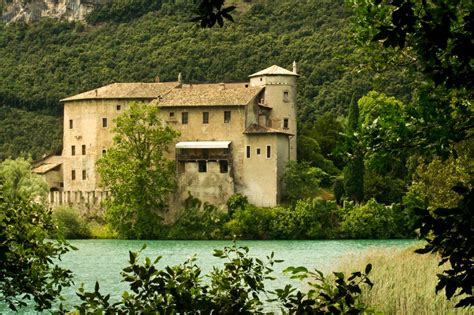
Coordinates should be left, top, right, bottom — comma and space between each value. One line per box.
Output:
33, 64, 298, 208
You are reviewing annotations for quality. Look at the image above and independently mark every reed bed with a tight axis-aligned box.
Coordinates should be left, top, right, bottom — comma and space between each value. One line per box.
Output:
336, 246, 472, 315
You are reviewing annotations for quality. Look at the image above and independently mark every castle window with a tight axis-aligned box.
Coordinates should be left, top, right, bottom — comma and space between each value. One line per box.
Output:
198, 161, 207, 173
102, 149, 107, 155
224, 111, 231, 123
203, 112, 209, 124
69, 120, 73, 129
71, 170, 76, 180
219, 160, 228, 173
82, 145, 86, 155
267, 145, 272, 158
116, 105, 121, 111
71, 145, 76, 156
256, 148, 261, 155
182, 112, 188, 124
82, 170, 86, 180
169, 112, 175, 118
283, 118, 289, 129
283, 91, 289, 102
102, 118, 108, 128
246, 146, 251, 158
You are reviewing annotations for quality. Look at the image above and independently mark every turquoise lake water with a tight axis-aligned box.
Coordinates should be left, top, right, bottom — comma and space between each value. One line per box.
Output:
1, 239, 417, 313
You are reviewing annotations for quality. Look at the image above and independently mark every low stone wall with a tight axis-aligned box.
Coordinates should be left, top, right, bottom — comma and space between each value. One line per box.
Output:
49, 190, 109, 208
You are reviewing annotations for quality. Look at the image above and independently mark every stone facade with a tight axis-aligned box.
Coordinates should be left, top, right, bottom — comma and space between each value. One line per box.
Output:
42, 65, 298, 208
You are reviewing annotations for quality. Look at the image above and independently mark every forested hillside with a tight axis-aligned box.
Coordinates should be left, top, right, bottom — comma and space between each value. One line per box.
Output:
0, 0, 414, 160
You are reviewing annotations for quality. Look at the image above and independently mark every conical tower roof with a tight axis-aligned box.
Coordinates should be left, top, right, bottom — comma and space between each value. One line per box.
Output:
249, 65, 299, 77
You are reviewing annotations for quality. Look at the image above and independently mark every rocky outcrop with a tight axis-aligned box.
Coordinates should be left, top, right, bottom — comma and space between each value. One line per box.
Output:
1, 0, 107, 23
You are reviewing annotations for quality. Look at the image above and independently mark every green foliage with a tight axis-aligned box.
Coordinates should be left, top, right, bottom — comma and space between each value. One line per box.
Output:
341, 199, 407, 239
74, 243, 279, 313
86, 0, 164, 24
226, 192, 248, 214
72, 242, 374, 313
282, 161, 324, 203
167, 194, 228, 240
333, 176, 345, 205
225, 198, 340, 240
191, 0, 236, 28
409, 155, 473, 210
343, 99, 364, 203
0, 157, 48, 201
53, 206, 91, 239
415, 185, 474, 308
278, 264, 374, 313
96, 102, 179, 239
297, 135, 339, 177
0, 187, 74, 311
0, 107, 62, 161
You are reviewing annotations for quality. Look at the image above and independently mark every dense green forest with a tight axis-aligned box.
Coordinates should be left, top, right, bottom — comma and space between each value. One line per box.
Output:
0, 0, 414, 160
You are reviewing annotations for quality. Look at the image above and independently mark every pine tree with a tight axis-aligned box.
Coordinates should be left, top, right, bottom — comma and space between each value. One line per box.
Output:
343, 98, 364, 203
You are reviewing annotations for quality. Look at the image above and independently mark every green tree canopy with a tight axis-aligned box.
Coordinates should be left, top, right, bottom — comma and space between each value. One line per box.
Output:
96, 102, 179, 239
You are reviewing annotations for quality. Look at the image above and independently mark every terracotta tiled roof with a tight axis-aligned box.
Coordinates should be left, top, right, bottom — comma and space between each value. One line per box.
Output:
156, 83, 262, 107
243, 123, 293, 135
61, 82, 179, 102
249, 65, 298, 77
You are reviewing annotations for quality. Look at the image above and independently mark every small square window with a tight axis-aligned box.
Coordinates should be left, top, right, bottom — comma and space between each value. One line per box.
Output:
102, 118, 108, 128
256, 148, 261, 155
82, 145, 86, 155
71, 145, 75, 156
116, 105, 121, 111
203, 112, 209, 124
283, 118, 289, 129
283, 91, 289, 102
267, 145, 272, 158
182, 112, 188, 124
219, 160, 228, 173
82, 170, 86, 180
224, 111, 231, 123
169, 112, 175, 118
246, 146, 251, 158
69, 119, 73, 129
71, 170, 76, 180
198, 161, 207, 173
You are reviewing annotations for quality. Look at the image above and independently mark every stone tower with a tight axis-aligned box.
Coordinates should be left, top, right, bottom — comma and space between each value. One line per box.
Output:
248, 64, 298, 160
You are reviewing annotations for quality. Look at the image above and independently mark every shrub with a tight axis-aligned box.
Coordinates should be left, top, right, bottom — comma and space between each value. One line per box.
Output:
271, 198, 341, 239
341, 199, 399, 239
53, 206, 91, 239
282, 161, 324, 203
167, 194, 228, 240
224, 205, 274, 240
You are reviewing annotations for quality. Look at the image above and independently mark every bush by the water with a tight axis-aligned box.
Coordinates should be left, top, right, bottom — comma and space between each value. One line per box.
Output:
53, 206, 91, 239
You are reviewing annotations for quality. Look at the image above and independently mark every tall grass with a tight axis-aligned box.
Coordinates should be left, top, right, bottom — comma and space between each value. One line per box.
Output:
336, 246, 472, 315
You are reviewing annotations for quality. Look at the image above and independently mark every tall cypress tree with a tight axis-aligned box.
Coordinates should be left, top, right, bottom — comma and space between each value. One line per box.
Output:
343, 98, 364, 203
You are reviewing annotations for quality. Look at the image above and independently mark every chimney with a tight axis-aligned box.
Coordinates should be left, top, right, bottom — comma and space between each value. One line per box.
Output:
292, 61, 297, 74
155, 75, 160, 82
219, 83, 225, 90
95, 89, 98, 97
178, 72, 182, 83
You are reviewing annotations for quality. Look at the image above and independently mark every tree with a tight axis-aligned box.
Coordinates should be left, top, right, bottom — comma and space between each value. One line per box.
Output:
0, 158, 48, 202
0, 170, 73, 311
343, 99, 364, 203
96, 102, 179, 239
282, 161, 324, 203
415, 185, 474, 308
351, 0, 474, 307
